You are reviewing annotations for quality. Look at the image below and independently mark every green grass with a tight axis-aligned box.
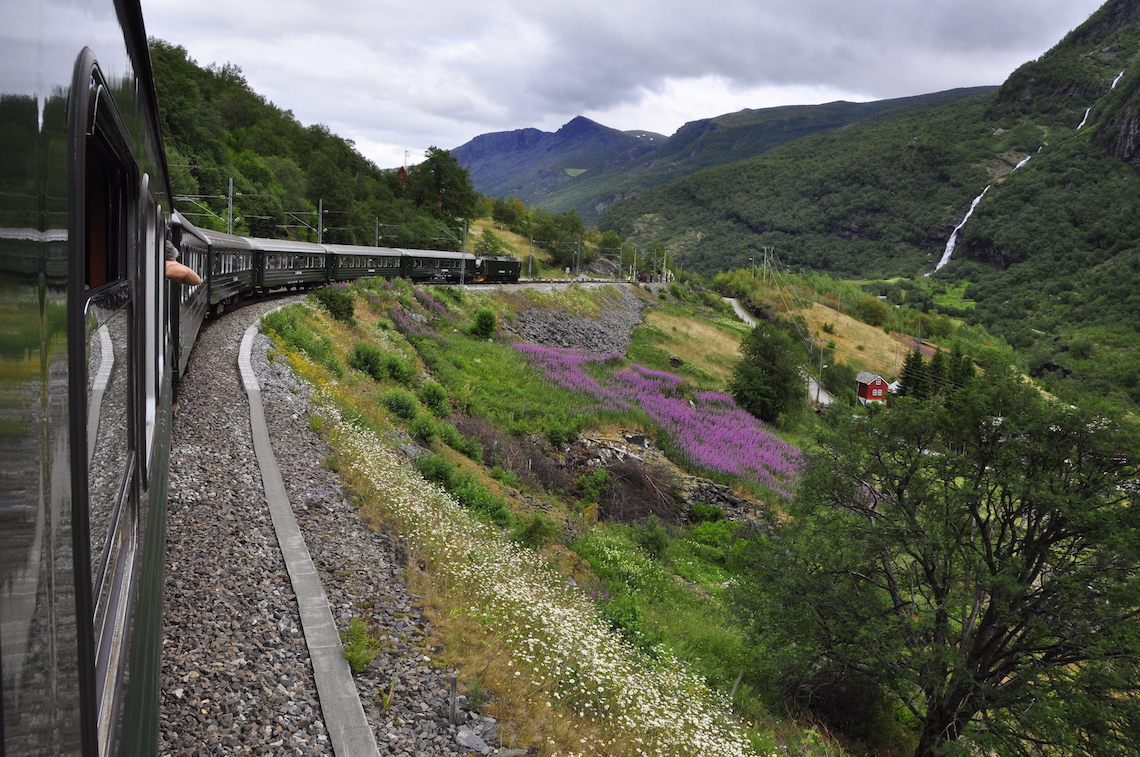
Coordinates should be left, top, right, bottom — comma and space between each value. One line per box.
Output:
413, 334, 593, 438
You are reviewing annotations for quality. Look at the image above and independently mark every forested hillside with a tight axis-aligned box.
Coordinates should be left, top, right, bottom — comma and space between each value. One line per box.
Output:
600, 0, 1140, 412
150, 40, 477, 249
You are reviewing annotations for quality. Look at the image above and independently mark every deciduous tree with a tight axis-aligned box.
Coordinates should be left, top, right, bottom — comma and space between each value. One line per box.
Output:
734, 372, 1140, 756
728, 321, 807, 425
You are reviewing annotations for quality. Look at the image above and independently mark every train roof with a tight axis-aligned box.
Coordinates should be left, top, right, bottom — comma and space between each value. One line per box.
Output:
243, 236, 326, 254
398, 248, 469, 260
175, 214, 255, 250
196, 228, 256, 251
322, 243, 403, 256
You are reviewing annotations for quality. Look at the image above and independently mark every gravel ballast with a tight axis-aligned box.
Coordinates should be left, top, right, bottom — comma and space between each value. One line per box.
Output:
161, 299, 501, 757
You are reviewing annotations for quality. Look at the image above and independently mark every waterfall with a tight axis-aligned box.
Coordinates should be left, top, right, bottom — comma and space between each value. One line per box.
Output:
1112, 70, 1125, 89
1013, 154, 1032, 170
933, 186, 990, 272
1078, 107, 1092, 129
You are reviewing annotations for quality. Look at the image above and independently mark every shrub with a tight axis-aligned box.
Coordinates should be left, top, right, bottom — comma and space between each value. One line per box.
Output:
384, 355, 417, 386
436, 420, 463, 449
414, 454, 456, 487
409, 415, 436, 445
511, 511, 561, 548
689, 519, 737, 547
470, 308, 497, 339
490, 465, 521, 487
349, 343, 386, 380
261, 307, 343, 376
313, 287, 356, 324
413, 454, 514, 527
688, 502, 726, 523
632, 516, 670, 560
599, 594, 662, 654
418, 382, 449, 416
381, 389, 419, 421
577, 469, 610, 503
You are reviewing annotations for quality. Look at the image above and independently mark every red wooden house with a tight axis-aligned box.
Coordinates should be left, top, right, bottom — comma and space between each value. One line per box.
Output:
856, 371, 890, 405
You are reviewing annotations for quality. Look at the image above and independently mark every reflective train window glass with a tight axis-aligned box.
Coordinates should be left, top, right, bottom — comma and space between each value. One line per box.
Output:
80, 72, 141, 750
86, 291, 132, 588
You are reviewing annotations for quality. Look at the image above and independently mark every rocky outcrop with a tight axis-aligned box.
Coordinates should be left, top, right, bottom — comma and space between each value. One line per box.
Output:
1099, 97, 1140, 167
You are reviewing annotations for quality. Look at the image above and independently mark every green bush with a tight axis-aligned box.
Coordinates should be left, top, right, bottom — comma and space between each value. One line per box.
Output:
409, 414, 436, 444
414, 454, 456, 486
381, 389, 419, 421
470, 308, 497, 339
437, 420, 463, 449
261, 307, 343, 376
688, 502, 726, 523
633, 517, 669, 560
577, 469, 610, 503
349, 343, 386, 380
418, 382, 449, 416
413, 454, 514, 527
384, 355, 417, 386
510, 511, 561, 548
312, 287, 356, 324
490, 465, 521, 487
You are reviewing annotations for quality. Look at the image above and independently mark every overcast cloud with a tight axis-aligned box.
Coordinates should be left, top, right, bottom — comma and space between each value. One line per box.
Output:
143, 0, 1106, 169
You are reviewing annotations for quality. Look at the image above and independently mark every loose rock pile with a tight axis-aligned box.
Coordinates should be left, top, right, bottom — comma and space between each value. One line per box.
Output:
503, 284, 650, 353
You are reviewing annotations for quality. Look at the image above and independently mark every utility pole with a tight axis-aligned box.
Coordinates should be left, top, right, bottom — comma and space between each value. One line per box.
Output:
762, 246, 775, 284
227, 177, 234, 234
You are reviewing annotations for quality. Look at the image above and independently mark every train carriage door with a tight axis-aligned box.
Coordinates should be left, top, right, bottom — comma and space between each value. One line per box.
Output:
69, 52, 142, 756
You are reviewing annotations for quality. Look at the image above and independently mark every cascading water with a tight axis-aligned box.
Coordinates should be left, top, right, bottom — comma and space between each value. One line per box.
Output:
930, 69, 1123, 275
933, 185, 990, 272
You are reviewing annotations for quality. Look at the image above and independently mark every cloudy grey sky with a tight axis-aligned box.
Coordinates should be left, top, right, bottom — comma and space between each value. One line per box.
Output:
143, 0, 1106, 169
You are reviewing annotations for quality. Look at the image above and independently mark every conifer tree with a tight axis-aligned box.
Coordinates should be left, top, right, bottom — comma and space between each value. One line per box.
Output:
898, 348, 927, 398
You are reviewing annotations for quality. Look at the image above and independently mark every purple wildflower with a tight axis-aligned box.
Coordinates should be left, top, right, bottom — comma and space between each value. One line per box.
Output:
516, 345, 801, 495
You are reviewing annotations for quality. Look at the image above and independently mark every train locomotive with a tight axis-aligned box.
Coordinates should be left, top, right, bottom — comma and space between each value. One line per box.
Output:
0, 2, 519, 755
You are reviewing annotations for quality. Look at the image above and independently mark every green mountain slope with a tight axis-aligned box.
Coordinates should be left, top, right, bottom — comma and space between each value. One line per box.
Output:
600, 0, 1140, 410
546, 88, 997, 220
453, 89, 993, 223
599, 92, 1014, 278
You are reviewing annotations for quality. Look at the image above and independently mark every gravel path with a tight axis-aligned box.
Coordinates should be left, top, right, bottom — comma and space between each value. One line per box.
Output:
162, 299, 506, 757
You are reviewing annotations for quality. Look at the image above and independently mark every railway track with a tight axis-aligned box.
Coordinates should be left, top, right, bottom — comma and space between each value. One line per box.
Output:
161, 300, 496, 756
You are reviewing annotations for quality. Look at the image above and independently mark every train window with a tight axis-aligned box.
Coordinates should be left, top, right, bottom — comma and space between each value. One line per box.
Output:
85, 142, 128, 289
86, 292, 132, 599
74, 57, 141, 753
